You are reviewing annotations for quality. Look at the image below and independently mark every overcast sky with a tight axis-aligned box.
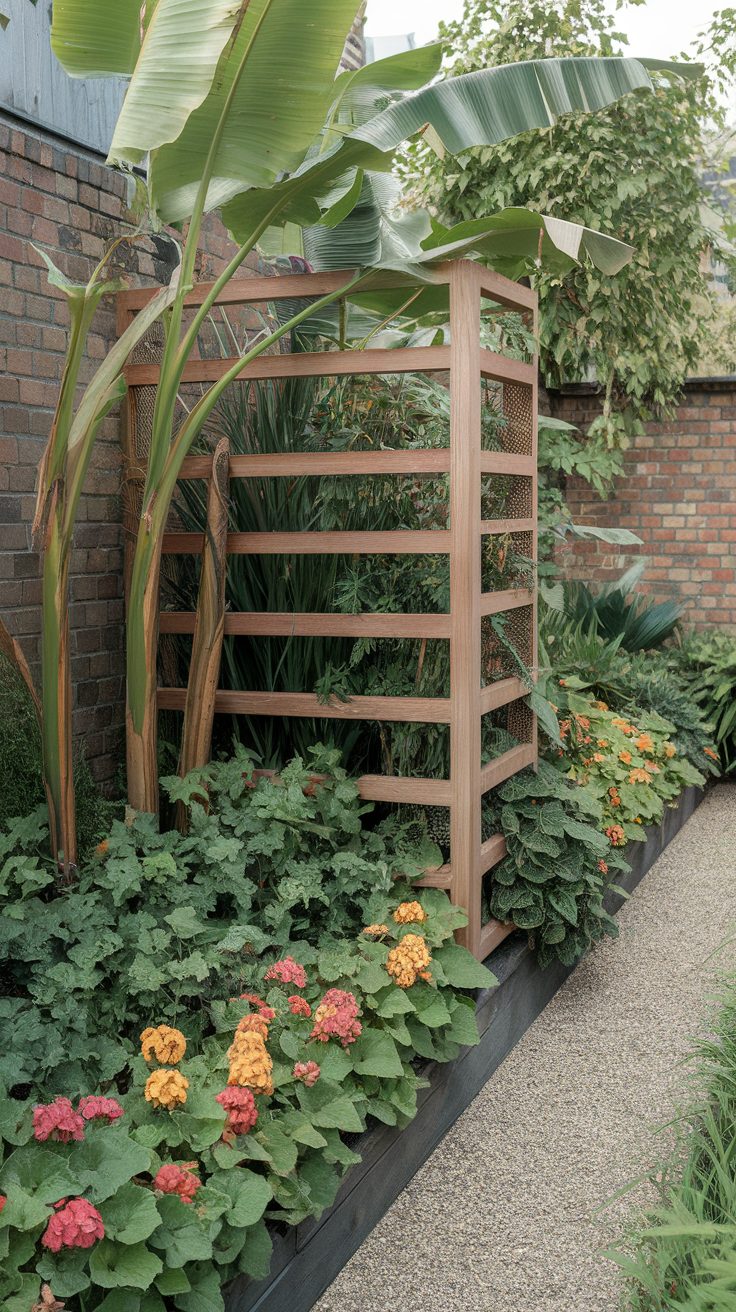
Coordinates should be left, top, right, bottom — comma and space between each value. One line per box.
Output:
364, 0, 724, 62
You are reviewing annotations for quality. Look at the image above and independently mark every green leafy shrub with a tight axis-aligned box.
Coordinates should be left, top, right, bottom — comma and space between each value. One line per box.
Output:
0, 748, 447, 1098
0, 655, 113, 855
484, 761, 628, 967
549, 689, 706, 845
671, 632, 736, 775
0, 884, 492, 1312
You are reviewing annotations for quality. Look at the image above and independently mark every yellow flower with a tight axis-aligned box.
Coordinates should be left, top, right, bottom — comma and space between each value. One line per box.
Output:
392, 901, 428, 926
386, 934, 432, 989
144, 1067, 189, 1110
227, 1031, 274, 1096
362, 923, 389, 937
664, 742, 677, 758
236, 1013, 270, 1041
628, 768, 650, 784
140, 1025, 187, 1065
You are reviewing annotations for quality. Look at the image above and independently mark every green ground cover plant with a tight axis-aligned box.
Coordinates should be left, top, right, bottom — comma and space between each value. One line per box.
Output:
612, 971, 736, 1310
0, 756, 493, 1310
670, 632, 736, 775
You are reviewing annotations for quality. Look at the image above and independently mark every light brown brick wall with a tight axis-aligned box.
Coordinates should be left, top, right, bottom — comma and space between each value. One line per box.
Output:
0, 115, 247, 783
545, 383, 736, 632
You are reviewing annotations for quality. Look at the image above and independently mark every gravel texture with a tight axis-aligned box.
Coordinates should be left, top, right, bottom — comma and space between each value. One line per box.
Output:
315, 785, 736, 1312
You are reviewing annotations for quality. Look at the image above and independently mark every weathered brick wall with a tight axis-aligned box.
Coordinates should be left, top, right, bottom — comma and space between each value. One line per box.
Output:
0, 115, 242, 784
545, 382, 736, 631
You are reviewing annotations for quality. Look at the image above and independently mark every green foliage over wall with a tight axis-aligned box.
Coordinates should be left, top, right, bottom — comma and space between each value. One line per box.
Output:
407, 0, 724, 449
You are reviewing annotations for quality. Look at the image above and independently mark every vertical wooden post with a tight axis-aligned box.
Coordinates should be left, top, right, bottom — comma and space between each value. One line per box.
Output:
449, 263, 482, 956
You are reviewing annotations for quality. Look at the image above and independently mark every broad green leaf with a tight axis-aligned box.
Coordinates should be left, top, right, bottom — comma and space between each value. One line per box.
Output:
145, 0, 363, 221
148, 1195, 213, 1268
351, 1028, 404, 1078
237, 1219, 272, 1280
72, 1128, 152, 1203
207, 1169, 272, 1229
328, 41, 445, 125
100, 1183, 162, 1245
0, 1184, 50, 1232
434, 944, 498, 989
51, 0, 146, 76
35, 1247, 91, 1297
88, 1240, 164, 1290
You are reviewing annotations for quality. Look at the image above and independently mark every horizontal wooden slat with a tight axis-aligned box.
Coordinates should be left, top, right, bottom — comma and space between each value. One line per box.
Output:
479, 350, 535, 386
479, 917, 516, 959
480, 518, 535, 535
479, 743, 536, 796
479, 452, 535, 476
479, 588, 534, 617
479, 833, 507, 876
479, 268, 537, 311
118, 267, 453, 314
158, 450, 454, 480
356, 774, 451, 805
415, 863, 452, 890
125, 345, 451, 387
158, 688, 451, 723
162, 530, 451, 556
159, 611, 452, 638
479, 676, 529, 716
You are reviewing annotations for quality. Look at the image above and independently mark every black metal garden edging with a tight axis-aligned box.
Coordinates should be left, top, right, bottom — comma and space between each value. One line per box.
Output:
224, 785, 706, 1312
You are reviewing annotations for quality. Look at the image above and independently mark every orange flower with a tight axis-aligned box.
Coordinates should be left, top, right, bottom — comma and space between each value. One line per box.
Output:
386, 934, 432, 989
393, 901, 427, 926
95, 839, 108, 858
594, 700, 608, 711
593, 752, 604, 763
574, 714, 591, 730
704, 747, 719, 761
618, 750, 632, 765
597, 739, 609, 749
141, 1026, 186, 1065
144, 1068, 189, 1110
362, 924, 389, 938
236, 1014, 270, 1041
634, 733, 654, 752
628, 768, 650, 784
605, 824, 626, 847
227, 1031, 273, 1095
664, 742, 677, 758
597, 859, 609, 874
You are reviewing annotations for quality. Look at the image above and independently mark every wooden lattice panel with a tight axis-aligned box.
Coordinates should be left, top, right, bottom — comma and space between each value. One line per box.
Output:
117, 261, 538, 959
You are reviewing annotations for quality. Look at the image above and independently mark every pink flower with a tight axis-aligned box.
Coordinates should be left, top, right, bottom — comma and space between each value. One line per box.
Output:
0, 1194, 5, 1214
264, 956, 307, 989
41, 1198, 104, 1252
237, 992, 276, 1021
77, 1096, 124, 1125
310, 989, 362, 1048
153, 1163, 200, 1204
288, 995, 312, 1018
293, 1060, 321, 1087
215, 1086, 258, 1134
33, 1097, 84, 1144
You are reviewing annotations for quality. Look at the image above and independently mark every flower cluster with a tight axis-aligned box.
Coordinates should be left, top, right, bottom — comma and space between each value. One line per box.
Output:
264, 956, 307, 988
153, 1163, 200, 1204
236, 1012, 270, 1040
41, 1198, 104, 1253
144, 1067, 189, 1110
293, 1060, 321, 1087
216, 1086, 258, 1134
362, 923, 389, 938
386, 933, 432, 989
392, 901, 427, 925
78, 1095, 124, 1124
288, 995, 311, 1018
227, 1030, 274, 1094
33, 1097, 85, 1144
140, 1025, 187, 1064
310, 988, 362, 1047
237, 992, 276, 1021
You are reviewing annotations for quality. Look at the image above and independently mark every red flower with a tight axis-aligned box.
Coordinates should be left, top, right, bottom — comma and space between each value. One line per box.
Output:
41, 1198, 104, 1252
264, 956, 307, 988
77, 1096, 124, 1125
288, 995, 312, 1018
238, 993, 276, 1021
293, 1060, 321, 1087
153, 1163, 200, 1204
33, 1097, 84, 1144
215, 1086, 258, 1135
310, 988, 362, 1047
0, 1194, 5, 1214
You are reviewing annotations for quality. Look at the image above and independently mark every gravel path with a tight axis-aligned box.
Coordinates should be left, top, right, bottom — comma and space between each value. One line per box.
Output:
315, 785, 736, 1312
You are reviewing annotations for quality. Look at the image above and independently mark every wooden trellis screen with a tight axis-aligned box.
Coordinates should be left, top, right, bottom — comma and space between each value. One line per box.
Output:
117, 259, 538, 961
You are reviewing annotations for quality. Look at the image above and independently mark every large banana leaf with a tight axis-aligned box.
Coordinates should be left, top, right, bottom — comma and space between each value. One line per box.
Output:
327, 41, 445, 126
50, 0, 147, 76
141, 0, 361, 220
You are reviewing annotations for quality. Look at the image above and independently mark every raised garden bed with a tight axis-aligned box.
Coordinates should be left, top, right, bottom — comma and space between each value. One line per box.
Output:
225, 783, 705, 1312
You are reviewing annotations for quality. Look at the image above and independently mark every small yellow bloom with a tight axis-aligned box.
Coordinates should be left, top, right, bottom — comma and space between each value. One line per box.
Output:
386, 934, 432, 989
362, 923, 390, 937
227, 1031, 274, 1096
140, 1025, 187, 1065
144, 1067, 189, 1110
393, 901, 428, 926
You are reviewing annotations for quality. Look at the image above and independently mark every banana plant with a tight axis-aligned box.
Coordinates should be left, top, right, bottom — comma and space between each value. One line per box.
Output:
49, 0, 697, 814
